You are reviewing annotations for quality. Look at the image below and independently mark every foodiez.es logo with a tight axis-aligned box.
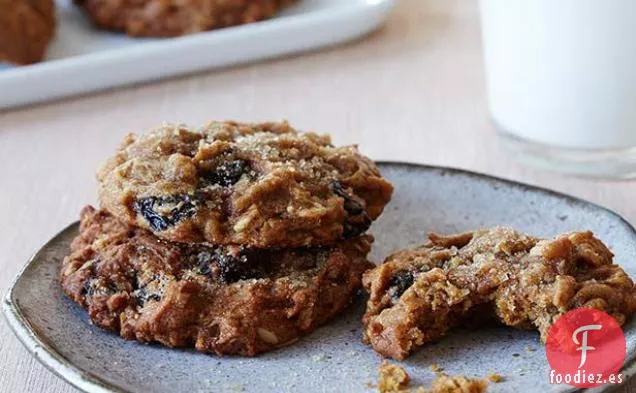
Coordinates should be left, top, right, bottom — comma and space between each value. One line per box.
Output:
546, 309, 626, 388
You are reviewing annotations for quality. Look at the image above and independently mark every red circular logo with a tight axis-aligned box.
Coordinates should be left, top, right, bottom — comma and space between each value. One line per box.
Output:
546, 309, 626, 388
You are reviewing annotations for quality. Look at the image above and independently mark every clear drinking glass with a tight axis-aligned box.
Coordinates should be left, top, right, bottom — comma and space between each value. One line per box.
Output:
480, 0, 636, 178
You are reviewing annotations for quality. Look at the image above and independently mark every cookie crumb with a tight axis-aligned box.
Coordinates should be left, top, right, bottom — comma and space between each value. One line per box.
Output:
378, 362, 410, 392
487, 373, 503, 383
427, 374, 489, 393
312, 354, 327, 362
430, 364, 444, 373
377, 363, 489, 393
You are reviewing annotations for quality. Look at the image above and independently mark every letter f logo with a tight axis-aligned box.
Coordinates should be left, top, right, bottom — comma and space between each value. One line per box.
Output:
572, 324, 602, 368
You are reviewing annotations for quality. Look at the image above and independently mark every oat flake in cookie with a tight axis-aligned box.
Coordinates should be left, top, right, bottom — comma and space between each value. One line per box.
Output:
363, 228, 636, 360
73, 0, 297, 37
97, 121, 393, 247
60, 206, 373, 356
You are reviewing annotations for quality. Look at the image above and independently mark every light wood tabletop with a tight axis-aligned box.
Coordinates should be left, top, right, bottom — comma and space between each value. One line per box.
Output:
1, 0, 635, 392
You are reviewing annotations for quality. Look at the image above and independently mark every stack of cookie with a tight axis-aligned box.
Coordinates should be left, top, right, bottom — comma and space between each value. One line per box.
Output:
60, 121, 393, 356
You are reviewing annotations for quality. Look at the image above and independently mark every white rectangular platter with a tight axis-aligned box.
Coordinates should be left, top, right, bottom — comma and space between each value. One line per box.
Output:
0, 0, 395, 110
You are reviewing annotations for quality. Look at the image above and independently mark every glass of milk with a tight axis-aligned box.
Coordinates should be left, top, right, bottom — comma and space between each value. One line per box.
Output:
480, 0, 636, 178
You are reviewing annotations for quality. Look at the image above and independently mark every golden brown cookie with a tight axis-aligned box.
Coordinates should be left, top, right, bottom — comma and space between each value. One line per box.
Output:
363, 228, 636, 360
97, 121, 393, 248
60, 206, 373, 356
0, 0, 55, 65
73, 0, 297, 37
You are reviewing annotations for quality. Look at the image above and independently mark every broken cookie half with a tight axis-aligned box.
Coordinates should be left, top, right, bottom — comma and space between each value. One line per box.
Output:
362, 227, 636, 360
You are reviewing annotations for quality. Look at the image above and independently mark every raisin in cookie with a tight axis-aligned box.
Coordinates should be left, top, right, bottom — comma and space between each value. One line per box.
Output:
60, 206, 373, 356
73, 0, 297, 37
97, 121, 393, 247
0, 0, 55, 65
363, 228, 636, 360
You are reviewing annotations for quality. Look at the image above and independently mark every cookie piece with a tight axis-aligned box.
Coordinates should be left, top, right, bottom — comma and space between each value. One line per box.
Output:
377, 362, 489, 393
73, 0, 297, 37
0, 0, 55, 65
378, 362, 410, 392
60, 206, 373, 356
97, 121, 393, 247
422, 373, 489, 393
363, 228, 636, 360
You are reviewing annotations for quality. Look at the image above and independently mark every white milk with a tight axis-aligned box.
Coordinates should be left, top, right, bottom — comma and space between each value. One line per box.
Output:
480, 0, 636, 150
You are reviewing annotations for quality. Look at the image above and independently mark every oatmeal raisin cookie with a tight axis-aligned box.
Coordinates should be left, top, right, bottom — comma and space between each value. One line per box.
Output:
97, 121, 393, 247
363, 228, 636, 359
60, 206, 373, 356
0, 0, 55, 64
73, 0, 297, 37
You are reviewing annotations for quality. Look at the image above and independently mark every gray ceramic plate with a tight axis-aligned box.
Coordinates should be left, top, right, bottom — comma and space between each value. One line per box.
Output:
4, 162, 636, 393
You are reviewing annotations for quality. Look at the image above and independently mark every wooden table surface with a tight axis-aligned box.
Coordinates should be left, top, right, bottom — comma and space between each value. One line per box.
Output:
1, 0, 635, 392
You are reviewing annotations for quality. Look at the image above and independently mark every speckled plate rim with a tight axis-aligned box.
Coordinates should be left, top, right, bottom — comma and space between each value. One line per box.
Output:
3, 161, 636, 393
3, 221, 123, 393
